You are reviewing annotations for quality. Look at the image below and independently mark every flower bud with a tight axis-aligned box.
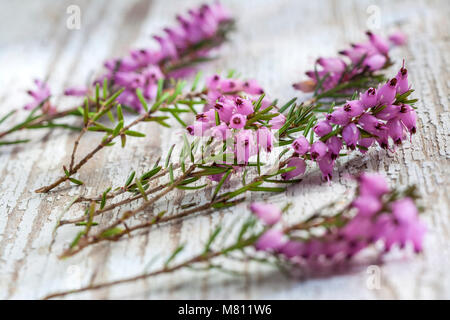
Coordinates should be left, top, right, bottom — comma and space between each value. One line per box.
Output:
360, 87, 377, 109
377, 78, 398, 105
292, 136, 310, 155
281, 157, 306, 180
250, 202, 282, 225
310, 140, 328, 160
313, 120, 333, 137
330, 107, 350, 126
326, 136, 342, 160
387, 118, 404, 145
342, 123, 360, 149
343, 100, 364, 117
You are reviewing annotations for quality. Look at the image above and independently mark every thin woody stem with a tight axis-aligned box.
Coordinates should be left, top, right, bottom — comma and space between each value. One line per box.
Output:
44, 236, 258, 300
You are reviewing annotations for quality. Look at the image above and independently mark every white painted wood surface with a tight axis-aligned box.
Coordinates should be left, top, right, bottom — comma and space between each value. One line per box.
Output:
0, 0, 449, 299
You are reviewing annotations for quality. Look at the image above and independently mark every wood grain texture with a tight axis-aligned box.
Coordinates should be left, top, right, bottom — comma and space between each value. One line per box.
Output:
0, 0, 449, 299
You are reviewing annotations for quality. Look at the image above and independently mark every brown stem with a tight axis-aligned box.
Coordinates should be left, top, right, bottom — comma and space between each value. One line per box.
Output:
43, 250, 222, 299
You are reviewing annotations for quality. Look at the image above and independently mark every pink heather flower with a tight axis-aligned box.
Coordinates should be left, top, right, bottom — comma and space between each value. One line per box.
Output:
387, 118, 405, 145
213, 101, 233, 123
235, 130, 257, 164
343, 100, 364, 118
310, 140, 328, 161
280, 241, 305, 258
326, 136, 342, 159
64, 86, 88, 97
360, 88, 377, 109
396, 66, 409, 94
317, 57, 346, 73
220, 79, 243, 93
330, 107, 350, 126
153, 35, 178, 60
250, 202, 282, 225
211, 123, 231, 141
352, 195, 382, 217
230, 113, 247, 129
398, 105, 417, 134
391, 198, 418, 224
357, 137, 375, 153
313, 120, 332, 137
339, 46, 368, 64
375, 104, 401, 120
206, 74, 221, 91
389, 31, 407, 46
242, 79, 264, 95
292, 136, 310, 155
376, 129, 390, 150
366, 31, 390, 55
282, 157, 306, 180
269, 114, 286, 129
342, 123, 360, 149
358, 113, 386, 136
256, 127, 273, 152
24, 79, 51, 111
358, 173, 390, 198
235, 96, 254, 115
341, 215, 374, 241
318, 154, 334, 181
255, 229, 286, 251
364, 54, 387, 71
377, 78, 398, 105
186, 121, 212, 137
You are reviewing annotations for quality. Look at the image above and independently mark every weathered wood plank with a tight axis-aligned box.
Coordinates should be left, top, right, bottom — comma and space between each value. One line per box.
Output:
0, 0, 449, 299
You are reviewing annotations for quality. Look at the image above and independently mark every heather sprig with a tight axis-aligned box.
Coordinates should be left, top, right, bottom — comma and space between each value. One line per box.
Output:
293, 31, 406, 102
0, 2, 234, 147
43, 173, 425, 299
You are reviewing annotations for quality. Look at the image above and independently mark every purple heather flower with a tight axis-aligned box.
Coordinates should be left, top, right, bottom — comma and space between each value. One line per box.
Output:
213, 101, 233, 123
389, 31, 407, 46
330, 107, 350, 126
230, 113, 247, 129
377, 78, 398, 105
357, 137, 375, 153
250, 202, 282, 225
234, 129, 257, 164
358, 173, 390, 198
358, 113, 386, 135
352, 195, 382, 217
366, 31, 390, 55
387, 118, 404, 145
343, 100, 364, 118
186, 121, 212, 137
206, 74, 221, 91
313, 120, 333, 137
280, 241, 305, 258
375, 104, 401, 120
269, 114, 286, 129
211, 123, 231, 141
64, 86, 88, 97
234, 96, 254, 115
395, 66, 409, 94
317, 57, 346, 73
398, 105, 417, 134
220, 79, 243, 93
318, 154, 334, 181
360, 87, 377, 109
310, 140, 328, 160
291, 136, 310, 155
282, 157, 306, 180
255, 229, 286, 251
326, 136, 342, 159
24, 79, 52, 111
342, 123, 360, 149
242, 79, 264, 95
363, 53, 387, 71
256, 127, 274, 152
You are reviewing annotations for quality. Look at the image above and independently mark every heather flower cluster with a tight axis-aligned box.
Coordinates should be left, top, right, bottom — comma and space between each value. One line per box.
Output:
285, 65, 417, 181
86, 2, 233, 112
293, 31, 406, 93
253, 173, 426, 262
186, 74, 285, 170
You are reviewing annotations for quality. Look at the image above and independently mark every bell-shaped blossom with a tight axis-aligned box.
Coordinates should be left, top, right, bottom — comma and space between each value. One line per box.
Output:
250, 202, 282, 225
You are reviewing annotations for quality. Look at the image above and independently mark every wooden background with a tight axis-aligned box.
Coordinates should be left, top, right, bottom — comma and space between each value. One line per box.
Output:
0, 0, 449, 299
